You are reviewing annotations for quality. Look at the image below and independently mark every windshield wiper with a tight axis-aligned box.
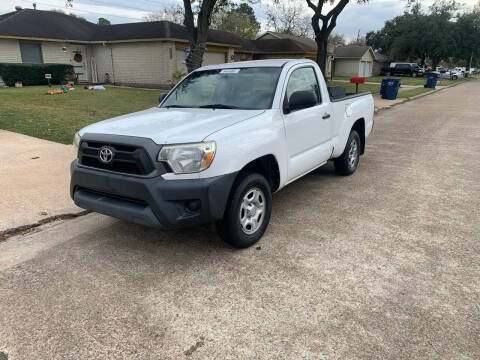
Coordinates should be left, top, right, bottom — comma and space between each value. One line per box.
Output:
199, 104, 241, 109
163, 105, 189, 108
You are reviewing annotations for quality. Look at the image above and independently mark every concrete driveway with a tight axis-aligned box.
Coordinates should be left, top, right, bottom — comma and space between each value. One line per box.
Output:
0, 81, 479, 360
0, 131, 80, 232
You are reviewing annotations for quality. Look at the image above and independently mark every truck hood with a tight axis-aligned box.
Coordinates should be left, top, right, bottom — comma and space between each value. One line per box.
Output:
79, 107, 265, 144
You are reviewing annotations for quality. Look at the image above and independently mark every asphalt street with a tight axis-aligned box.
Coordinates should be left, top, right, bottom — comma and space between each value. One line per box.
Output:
0, 80, 479, 359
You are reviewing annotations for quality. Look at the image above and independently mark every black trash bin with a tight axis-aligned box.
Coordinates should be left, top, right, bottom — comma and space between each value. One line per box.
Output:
424, 72, 439, 89
380, 78, 401, 100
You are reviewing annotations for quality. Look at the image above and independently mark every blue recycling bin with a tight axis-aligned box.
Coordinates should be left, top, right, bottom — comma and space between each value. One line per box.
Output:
424, 72, 439, 89
380, 78, 401, 100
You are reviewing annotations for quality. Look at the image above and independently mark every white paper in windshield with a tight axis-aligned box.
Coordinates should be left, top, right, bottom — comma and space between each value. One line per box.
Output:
220, 69, 241, 74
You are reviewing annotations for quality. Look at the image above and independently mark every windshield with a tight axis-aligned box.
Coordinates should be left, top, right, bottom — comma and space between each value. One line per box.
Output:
161, 67, 282, 110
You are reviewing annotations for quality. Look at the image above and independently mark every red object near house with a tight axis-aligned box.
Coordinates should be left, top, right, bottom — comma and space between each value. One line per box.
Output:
349, 77, 366, 92
350, 77, 366, 84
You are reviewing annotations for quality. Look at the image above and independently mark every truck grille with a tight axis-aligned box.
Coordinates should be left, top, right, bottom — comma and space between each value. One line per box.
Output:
79, 141, 155, 175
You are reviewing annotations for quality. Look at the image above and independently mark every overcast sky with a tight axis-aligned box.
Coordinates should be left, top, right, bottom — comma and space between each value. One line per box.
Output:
1, 0, 478, 38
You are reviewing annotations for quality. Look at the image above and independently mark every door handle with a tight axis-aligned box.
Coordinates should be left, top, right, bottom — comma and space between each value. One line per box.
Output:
322, 113, 331, 120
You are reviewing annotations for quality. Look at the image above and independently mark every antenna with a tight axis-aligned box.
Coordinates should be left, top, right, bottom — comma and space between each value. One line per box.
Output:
33, 3, 37, 10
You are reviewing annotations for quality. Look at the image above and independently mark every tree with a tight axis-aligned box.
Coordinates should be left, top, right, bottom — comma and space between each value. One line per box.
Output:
348, 31, 366, 46
366, 1, 463, 69
303, 0, 417, 76
266, 0, 314, 38
212, 3, 260, 39
302, 0, 369, 75
97, 17, 111, 26
182, 0, 233, 72
328, 33, 346, 47
454, 7, 480, 70
144, 5, 185, 24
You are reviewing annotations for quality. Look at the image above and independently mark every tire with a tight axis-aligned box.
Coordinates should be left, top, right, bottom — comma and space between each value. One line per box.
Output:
216, 172, 272, 248
452, 75, 458, 80
412, 72, 417, 78
334, 130, 361, 176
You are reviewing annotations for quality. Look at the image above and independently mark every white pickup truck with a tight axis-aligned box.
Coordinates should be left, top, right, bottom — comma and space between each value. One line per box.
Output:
71, 59, 374, 248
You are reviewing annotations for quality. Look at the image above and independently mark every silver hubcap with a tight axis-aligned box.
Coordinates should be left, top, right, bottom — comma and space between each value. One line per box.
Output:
239, 188, 265, 235
348, 138, 358, 169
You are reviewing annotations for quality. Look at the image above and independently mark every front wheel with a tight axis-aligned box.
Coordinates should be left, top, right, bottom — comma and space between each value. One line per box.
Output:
334, 130, 361, 176
216, 172, 272, 248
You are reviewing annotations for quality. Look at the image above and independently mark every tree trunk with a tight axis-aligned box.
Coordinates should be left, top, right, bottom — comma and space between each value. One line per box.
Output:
183, 0, 216, 73
315, 35, 329, 77
186, 43, 206, 73
307, 0, 349, 79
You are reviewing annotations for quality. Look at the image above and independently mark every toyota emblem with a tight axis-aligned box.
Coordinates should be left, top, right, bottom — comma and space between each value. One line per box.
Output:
99, 147, 114, 164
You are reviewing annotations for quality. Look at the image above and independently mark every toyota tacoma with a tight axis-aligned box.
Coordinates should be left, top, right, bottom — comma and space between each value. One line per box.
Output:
71, 59, 374, 248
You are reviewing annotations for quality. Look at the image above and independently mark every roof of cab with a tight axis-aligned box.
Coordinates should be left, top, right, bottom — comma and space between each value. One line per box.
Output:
198, 59, 315, 71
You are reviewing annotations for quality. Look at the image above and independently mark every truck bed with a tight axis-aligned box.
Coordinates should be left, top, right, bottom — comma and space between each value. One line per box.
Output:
328, 85, 372, 103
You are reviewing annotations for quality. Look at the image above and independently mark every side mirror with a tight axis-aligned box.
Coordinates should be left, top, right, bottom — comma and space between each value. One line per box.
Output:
159, 93, 168, 104
284, 91, 317, 114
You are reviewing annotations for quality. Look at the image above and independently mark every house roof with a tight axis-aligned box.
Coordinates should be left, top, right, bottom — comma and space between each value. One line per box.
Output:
0, 9, 319, 54
257, 31, 317, 52
334, 45, 372, 59
0, 9, 97, 41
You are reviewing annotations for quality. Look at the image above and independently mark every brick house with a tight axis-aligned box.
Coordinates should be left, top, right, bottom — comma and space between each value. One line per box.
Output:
0, 8, 327, 88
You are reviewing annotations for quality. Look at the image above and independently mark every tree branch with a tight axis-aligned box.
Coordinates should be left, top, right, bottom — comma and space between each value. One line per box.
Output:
326, 0, 349, 34
306, 0, 318, 13
183, 0, 195, 43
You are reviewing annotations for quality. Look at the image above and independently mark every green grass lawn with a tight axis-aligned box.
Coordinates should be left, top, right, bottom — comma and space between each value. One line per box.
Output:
333, 75, 472, 87
329, 81, 381, 94
397, 87, 434, 99
0, 85, 166, 144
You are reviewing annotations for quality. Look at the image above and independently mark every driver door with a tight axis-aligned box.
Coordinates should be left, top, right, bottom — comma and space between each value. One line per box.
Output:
283, 66, 333, 182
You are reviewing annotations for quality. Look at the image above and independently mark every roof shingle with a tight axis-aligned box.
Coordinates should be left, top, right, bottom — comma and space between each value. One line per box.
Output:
334, 45, 371, 58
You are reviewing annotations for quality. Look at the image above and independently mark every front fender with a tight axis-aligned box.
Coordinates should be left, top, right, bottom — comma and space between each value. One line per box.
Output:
200, 110, 288, 187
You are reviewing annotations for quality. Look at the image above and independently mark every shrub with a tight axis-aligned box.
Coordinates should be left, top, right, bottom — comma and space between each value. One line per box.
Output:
0, 63, 74, 86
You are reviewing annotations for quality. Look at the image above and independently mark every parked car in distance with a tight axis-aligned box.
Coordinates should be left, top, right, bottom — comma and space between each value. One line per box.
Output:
389, 63, 424, 77
70, 59, 375, 248
436, 68, 463, 80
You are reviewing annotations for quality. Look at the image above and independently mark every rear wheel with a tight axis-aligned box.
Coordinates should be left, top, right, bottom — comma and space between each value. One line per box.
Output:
216, 172, 272, 248
334, 130, 361, 176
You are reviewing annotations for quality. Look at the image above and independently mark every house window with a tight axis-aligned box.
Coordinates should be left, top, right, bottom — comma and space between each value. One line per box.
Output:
20, 41, 43, 64
169, 48, 173, 60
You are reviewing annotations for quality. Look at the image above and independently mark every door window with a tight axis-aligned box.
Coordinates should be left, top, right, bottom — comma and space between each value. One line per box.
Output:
285, 67, 321, 107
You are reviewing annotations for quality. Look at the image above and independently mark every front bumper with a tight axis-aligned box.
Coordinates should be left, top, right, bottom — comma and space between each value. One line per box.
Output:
70, 160, 237, 229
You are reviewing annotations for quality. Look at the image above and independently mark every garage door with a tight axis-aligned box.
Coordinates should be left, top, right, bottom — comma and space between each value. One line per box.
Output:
203, 52, 226, 66
360, 61, 372, 77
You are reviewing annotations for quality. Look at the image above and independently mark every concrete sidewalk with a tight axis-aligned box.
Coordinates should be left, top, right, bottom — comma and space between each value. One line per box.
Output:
0, 130, 81, 232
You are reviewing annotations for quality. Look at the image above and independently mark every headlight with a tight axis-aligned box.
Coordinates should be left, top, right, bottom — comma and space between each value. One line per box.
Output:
158, 141, 216, 174
73, 132, 82, 148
